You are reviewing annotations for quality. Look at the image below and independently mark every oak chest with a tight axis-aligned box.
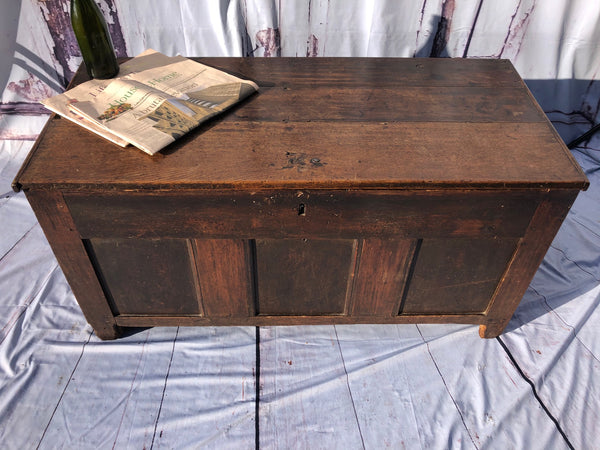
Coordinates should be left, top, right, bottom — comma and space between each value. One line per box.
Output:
14, 58, 588, 339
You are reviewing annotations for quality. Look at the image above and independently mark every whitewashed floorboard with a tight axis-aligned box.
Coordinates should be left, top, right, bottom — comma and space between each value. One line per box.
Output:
0, 192, 39, 261
0, 139, 40, 259
258, 325, 365, 449
0, 224, 57, 341
502, 286, 600, 450
416, 324, 571, 450
0, 140, 34, 192
34, 326, 257, 449
334, 324, 476, 449
36, 327, 178, 450
149, 326, 256, 449
0, 266, 92, 449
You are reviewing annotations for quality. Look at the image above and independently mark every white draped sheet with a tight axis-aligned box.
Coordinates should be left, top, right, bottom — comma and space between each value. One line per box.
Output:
1, 1, 599, 448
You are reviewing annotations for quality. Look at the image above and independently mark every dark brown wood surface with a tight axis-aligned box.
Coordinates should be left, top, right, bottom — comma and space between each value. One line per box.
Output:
25, 191, 120, 339
14, 58, 590, 339
14, 58, 587, 192
192, 239, 254, 317
351, 239, 417, 316
479, 190, 580, 338
255, 239, 356, 315
87, 238, 201, 315
63, 190, 540, 239
401, 238, 519, 314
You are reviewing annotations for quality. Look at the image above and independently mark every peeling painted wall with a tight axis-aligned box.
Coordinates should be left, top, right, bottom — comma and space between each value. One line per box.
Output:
2, 0, 600, 142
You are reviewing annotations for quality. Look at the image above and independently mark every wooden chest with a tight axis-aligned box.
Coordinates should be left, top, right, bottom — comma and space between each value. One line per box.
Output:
14, 58, 588, 340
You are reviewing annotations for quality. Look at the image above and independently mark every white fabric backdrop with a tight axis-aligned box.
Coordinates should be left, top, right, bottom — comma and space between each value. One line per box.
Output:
1, 1, 599, 448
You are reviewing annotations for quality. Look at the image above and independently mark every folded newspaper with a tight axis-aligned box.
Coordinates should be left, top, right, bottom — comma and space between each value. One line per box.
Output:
42, 49, 259, 155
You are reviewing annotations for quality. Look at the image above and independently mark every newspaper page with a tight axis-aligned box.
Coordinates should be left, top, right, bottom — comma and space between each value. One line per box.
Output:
42, 49, 187, 147
69, 56, 259, 155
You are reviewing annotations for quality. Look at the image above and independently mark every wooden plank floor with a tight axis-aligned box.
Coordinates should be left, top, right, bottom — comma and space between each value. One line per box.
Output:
1, 138, 599, 449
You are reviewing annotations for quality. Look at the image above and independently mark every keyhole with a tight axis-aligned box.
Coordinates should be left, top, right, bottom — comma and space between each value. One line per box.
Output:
298, 203, 306, 216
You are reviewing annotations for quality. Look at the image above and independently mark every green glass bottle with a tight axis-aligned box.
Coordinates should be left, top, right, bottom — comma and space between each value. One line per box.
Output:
70, 0, 119, 79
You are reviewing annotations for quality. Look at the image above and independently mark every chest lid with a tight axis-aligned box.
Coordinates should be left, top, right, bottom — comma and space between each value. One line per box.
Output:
14, 57, 588, 192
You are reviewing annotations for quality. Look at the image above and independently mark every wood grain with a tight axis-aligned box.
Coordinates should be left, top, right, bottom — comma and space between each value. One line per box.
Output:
17, 122, 586, 191
87, 238, 201, 316
114, 313, 487, 328
255, 239, 356, 315
64, 189, 540, 240
201, 57, 525, 88
192, 239, 255, 317
351, 239, 417, 316
480, 190, 580, 338
14, 58, 589, 339
24, 190, 120, 339
14, 58, 587, 192
401, 238, 519, 314
227, 86, 546, 123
